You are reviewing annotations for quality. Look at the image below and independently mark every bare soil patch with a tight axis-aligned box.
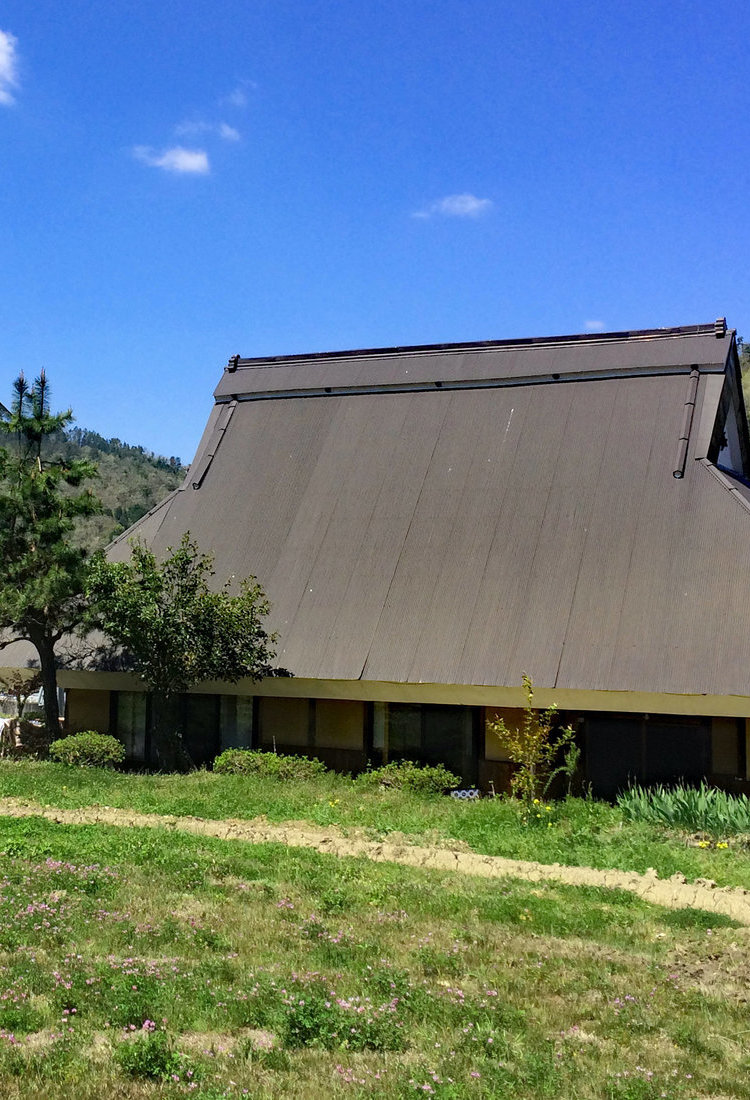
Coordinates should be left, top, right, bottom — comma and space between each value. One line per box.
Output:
667, 933, 750, 1000
2, 797, 750, 924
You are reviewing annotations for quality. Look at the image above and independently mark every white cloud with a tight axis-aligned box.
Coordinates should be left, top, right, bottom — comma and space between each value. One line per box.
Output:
225, 87, 247, 107
174, 119, 210, 137
413, 193, 493, 219
137, 92, 247, 176
175, 119, 240, 142
0, 29, 19, 106
133, 145, 210, 175
584, 320, 606, 333
222, 82, 253, 108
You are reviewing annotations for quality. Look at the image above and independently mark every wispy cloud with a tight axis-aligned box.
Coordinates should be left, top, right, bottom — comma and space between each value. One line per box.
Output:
221, 81, 254, 108
584, 320, 606, 333
175, 119, 241, 142
413, 193, 493, 220
133, 145, 210, 175
0, 29, 19, 106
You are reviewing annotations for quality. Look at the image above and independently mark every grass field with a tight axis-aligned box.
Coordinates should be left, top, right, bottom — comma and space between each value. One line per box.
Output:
1, 761, 749, 888
0, 763, 749, 1098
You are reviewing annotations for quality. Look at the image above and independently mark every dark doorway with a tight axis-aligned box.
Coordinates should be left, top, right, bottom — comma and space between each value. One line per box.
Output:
585, 714, 710, 798
181, 694, 221, 767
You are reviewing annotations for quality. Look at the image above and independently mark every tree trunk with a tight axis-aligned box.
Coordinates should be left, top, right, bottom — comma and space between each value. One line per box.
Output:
29, 631, 60, 743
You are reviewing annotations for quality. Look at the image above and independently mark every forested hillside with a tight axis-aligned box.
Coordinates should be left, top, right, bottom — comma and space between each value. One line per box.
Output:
52, 427, 186, 549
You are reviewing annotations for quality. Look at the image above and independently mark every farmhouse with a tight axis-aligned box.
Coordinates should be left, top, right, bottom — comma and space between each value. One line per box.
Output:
39, 321, 750, 793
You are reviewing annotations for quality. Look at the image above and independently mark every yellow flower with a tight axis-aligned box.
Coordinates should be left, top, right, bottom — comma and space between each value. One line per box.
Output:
716, 841, 729, 850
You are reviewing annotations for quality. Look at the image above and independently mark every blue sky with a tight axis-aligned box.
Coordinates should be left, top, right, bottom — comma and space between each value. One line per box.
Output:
1, 0, 749, 463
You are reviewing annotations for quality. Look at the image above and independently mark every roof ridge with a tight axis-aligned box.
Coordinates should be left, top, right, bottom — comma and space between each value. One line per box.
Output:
225, 323, 731, 371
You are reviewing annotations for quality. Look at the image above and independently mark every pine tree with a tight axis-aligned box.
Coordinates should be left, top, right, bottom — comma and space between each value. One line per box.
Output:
0, 372, 100, 739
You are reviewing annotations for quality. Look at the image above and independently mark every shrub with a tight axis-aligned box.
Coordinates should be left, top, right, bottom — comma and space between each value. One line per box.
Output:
487, 674, 576, 807
213, 748, 328, 781
49, 731, 125, 768
356, 760, 460, 795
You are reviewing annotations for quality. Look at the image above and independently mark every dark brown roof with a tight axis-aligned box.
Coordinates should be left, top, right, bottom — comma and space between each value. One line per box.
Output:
108, 323, 750, 699
215, 324, 731, 400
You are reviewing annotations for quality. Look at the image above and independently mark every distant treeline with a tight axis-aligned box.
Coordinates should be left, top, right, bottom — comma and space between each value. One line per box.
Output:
63, 427, 183, 471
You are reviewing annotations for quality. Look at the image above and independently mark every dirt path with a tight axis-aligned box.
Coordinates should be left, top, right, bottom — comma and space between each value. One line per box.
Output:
2, 797, 750, 925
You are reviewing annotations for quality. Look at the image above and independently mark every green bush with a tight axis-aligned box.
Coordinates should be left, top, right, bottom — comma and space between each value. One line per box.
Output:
213, 748, 328, 781
49, 731, 125, 768
356, 759, 460, 795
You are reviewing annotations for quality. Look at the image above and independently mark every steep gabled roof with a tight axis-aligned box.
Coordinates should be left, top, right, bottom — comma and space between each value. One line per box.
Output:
110, 322, 750, 699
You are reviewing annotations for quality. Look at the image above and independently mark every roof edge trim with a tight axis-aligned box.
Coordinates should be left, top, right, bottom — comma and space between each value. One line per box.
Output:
216, 363, 721, 405
225, 323, 731, 370
698, 458, 750, 516
187, 400, 237, 490
105, 489, 179, 550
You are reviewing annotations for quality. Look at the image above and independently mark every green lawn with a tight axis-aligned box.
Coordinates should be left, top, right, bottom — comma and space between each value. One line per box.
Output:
0, 762, 749, 1095
0, 809, 747, 1099
1, 760, 750, 888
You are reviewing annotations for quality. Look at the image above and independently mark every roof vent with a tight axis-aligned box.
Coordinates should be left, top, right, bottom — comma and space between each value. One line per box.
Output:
715, 317, 727, 338
226, 354, 241, 373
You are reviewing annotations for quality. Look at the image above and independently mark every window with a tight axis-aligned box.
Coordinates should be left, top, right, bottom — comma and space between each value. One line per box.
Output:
258, 697, 310, 748
113, 691, 147, 761
372, 702, 478, 784
220, 695, 254, 750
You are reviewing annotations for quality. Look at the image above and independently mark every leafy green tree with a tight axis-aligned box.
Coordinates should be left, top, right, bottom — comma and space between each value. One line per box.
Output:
86, 534, 277, 768
0, 372, 99, 738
